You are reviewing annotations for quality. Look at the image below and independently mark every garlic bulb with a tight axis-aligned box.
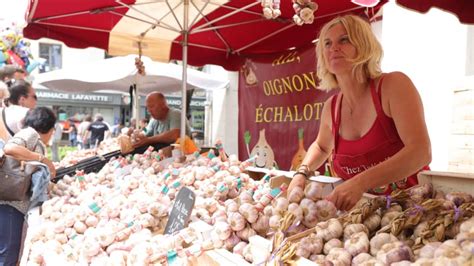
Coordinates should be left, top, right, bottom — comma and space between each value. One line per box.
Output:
326, 248, 352, 266
239, 203, 258, 224
304, 182, 324, 201
299, 198, 315, 216
391, 261, 412, 266
296, 237, 313, 258
433, 240, 471, 262
269, 214, 282, 230
352, 253, 374, 265
418, 242, 441, 259
343, 223, 368, 241
288, 203, 304, 223
272, 197, 289, 216
309, 254, 326, 262
363, 212, 381, 233
214, 221, 232, 240
314, 200, 337, 222
315, 218, 343, 242
227, 211, 246, 232
308, 234, 324, 255
287, 186, 304, 203
412, 258, 434, 265
263, 205, 273, 217
460, 217, 474, 234
344, 231, 369, 257
323, 238, 342, 255
385, 204, 403, 213
376, 241, 412, 265
224, 233, 240, 250
370, 233, 398, 256
236, 226, 256, 242
252, 214, 270, 235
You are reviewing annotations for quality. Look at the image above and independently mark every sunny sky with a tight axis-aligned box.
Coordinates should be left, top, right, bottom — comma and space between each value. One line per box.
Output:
1, 0, 29, 27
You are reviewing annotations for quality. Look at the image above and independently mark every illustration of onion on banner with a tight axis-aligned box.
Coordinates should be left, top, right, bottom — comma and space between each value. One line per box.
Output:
0, 23, 44, 73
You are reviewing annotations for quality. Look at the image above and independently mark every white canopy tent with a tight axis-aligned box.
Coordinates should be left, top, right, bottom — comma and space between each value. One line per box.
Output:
33, 54, 229, 95
33, 55, 229, 132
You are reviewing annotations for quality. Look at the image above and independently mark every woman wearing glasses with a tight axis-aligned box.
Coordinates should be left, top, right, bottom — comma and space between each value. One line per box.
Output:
1, 80, 38, 141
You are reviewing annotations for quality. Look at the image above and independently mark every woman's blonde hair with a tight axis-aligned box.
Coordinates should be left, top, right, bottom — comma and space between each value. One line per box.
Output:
316, 15, 383, 90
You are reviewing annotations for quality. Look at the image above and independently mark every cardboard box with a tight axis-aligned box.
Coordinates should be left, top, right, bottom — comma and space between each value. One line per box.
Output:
245, 167, 322, 181
417, 170, 474, 195
194, 249, 251, 266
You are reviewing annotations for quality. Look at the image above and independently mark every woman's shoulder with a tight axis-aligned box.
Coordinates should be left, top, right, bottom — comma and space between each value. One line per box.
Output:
377, 72, 416, 94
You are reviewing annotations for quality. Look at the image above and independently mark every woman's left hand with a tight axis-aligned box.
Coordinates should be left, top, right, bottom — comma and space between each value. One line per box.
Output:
326, 178, 365, 211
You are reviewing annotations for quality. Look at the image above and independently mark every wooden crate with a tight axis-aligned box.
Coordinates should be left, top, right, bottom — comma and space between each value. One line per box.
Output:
417, 170, 474, 195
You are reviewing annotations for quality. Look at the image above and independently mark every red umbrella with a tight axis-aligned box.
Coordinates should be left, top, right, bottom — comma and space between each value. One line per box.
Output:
24, 0, 386, 145
24, 0, 386, 71
396, 0, 474, 24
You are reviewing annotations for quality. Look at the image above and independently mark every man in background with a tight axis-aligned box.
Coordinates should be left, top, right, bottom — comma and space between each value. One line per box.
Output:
85, 114, 109, 148
134, 92, 191, 148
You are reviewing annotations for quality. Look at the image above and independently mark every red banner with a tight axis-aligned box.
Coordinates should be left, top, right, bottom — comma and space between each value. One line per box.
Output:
238, 45, 337, 171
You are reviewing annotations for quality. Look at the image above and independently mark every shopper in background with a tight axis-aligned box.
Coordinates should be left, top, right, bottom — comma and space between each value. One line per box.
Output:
0, 81, 9, 107
77, 115, 92, 150
50, 122, 63, 162
287, 15, 431, 211
1, 80, 37, 142
0, 107, 56, 265
67, 122, 78, 147
86, 114, 109, 148
0, 65, 26, 87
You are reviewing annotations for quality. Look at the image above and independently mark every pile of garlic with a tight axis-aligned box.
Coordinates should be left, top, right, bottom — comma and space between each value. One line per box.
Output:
55, 137, 121, 168
28, 148, 273, 264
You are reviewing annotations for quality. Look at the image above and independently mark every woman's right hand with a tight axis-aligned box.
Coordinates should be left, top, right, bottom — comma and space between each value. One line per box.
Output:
43, 158, 56, 179
287, 173, 306, 195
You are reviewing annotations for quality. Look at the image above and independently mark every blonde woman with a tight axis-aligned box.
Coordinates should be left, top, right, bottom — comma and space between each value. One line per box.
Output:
288, 15, 431, 211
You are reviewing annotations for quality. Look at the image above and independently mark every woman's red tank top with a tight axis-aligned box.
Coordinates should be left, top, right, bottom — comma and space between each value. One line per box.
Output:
330, 78, 428, 195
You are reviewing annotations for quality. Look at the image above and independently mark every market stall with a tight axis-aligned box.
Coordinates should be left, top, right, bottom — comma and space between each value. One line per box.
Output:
19, 143, 474, 265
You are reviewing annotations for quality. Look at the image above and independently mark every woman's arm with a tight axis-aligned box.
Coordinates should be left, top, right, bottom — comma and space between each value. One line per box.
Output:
4, 143, 57, 178
4, 143, 43, 162
287, 97, 335, 194
327, 72, 431, 210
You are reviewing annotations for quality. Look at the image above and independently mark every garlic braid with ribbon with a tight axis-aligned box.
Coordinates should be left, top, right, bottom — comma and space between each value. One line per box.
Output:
262, 0, 281, 19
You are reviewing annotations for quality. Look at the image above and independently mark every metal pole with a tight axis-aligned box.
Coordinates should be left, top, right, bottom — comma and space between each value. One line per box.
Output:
180, 0, 189, 153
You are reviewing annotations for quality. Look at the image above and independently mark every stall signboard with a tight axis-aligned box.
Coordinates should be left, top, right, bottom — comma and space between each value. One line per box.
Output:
164, 186, 196, 235
238, 45, 337, 171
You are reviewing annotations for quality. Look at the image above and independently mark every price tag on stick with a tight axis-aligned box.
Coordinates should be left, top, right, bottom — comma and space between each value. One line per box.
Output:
164, 187, 196, 235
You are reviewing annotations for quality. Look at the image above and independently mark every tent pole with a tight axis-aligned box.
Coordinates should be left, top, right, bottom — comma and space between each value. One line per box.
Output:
180, 0, 189, 153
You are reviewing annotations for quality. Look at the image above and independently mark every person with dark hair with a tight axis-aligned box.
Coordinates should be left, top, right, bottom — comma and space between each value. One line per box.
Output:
0, 107, 56, 265
1, 80, 37, 141
0, 66, 27, 88
86, 114, 109, 147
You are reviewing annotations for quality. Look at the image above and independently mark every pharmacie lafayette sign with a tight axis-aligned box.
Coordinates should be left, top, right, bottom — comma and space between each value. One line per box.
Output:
37, 91, 110, 102
238, 45, 337, 171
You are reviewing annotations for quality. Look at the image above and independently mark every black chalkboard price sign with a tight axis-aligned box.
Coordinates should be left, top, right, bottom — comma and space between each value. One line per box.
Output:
164, 187, 196, 235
